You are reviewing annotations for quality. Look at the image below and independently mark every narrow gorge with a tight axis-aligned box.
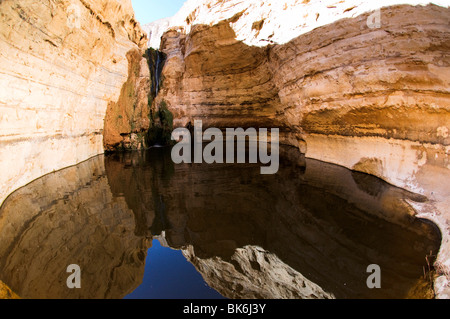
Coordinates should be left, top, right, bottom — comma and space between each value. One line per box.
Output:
0, 0, 449, 300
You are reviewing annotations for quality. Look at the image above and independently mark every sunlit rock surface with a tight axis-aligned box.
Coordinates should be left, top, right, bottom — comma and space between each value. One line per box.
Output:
145, 0, 449, 48
0, 0, 147, 206
182, 245, 334, 299
147, 1, 449, 297
0, 0, 449, 298
142, 18, 171, 49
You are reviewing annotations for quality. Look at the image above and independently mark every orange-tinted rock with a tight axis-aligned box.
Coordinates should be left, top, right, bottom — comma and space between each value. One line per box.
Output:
0, 0, 147, 205
103, 48, 151, 151
152, 1, 450, 298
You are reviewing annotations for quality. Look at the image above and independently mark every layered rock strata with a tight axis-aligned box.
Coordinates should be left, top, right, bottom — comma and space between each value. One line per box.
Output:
0, 0, 449, 299
0, 0, 147, 205
150, 1, 450, 297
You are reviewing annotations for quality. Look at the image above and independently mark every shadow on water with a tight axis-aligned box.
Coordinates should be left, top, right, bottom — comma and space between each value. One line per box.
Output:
0, 145, 442, 299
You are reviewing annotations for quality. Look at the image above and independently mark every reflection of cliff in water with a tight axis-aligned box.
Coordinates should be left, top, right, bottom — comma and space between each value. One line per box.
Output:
0, 146, 441, 299
105, 146, 441, 299
0, 157, 150, 299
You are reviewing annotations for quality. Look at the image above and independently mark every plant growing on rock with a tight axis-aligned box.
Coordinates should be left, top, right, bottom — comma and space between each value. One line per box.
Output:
146, 100, 174, 146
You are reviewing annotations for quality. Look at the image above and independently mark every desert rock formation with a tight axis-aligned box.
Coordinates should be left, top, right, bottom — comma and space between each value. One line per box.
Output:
0, 0, 449, 298
147, 0, 449, 298
0, 0, 147, 206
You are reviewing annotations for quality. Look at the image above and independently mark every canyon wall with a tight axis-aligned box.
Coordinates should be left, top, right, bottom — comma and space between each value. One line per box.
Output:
0, 0, 147, 206
150, 0, 450, 297
0, 0, 448, 298
271, 6, 450, 295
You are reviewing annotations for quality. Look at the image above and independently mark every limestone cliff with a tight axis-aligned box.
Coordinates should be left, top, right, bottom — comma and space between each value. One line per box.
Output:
1, 0, 449, 299
148, 0, 450, 298
102, 48, 151, 152
182, 245, 334, 299
0, 0, 147, 206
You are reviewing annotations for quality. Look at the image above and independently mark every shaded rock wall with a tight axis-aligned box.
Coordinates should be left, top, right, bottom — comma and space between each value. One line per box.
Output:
103, 48, 151, 151
145, 0, 449, 48
153, 1, 450, 297
0, 0, 147, 205
156, 21, 283, 131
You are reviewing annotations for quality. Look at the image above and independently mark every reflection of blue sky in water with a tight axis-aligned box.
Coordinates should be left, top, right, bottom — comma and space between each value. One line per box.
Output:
125, 239, 225, 299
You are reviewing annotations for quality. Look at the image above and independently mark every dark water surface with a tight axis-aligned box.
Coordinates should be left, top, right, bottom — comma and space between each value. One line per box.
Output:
0, 146, 441, 299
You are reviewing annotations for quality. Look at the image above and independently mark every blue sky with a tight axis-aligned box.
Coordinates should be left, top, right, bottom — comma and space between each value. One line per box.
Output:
131, 0, 187, 25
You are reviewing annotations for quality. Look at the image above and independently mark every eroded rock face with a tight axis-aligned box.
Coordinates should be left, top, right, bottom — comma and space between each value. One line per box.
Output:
0, 0, 147, 206
1, 0, 449, 299
152, 1, 450, 297
103, 48, 151, 152
156, 3, 450, 167
157, 21, 283, 131
145, 0, 449, 48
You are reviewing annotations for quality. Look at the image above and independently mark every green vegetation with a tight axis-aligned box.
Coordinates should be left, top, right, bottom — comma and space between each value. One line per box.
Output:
146, 100, 174, 146
143, 48, 170, 147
